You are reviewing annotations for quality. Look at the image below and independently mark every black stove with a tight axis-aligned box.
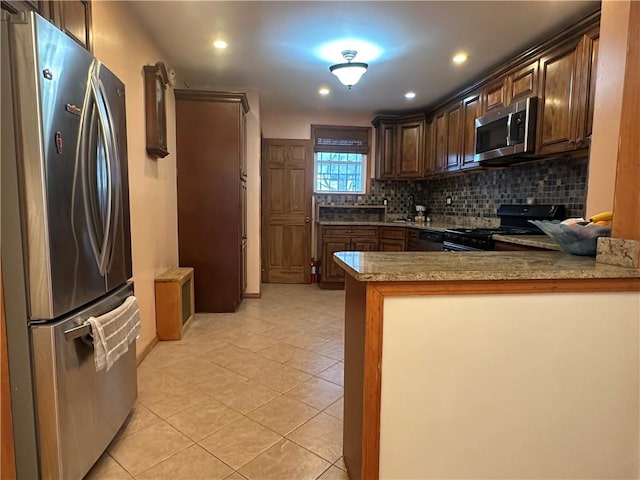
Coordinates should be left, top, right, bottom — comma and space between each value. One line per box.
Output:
443, 204, 566, 251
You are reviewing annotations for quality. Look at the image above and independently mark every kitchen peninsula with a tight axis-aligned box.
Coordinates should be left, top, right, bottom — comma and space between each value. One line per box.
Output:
335, 250, 640, 480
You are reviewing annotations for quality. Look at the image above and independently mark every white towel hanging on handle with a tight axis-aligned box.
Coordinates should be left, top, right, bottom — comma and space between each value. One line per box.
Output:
87, 296, 140, 372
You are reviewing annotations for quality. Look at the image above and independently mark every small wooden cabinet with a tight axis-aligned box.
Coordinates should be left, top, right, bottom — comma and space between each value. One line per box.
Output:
155, 268, 195, 340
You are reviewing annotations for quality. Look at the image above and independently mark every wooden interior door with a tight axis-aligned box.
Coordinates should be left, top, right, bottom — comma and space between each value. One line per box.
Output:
262, 139, 312, 283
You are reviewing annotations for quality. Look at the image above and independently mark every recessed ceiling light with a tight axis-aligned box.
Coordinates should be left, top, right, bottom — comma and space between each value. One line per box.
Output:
405, 91, 416, 99
213, 40, 228, 49
453, 52, 468, 65
318, 87, 330, 96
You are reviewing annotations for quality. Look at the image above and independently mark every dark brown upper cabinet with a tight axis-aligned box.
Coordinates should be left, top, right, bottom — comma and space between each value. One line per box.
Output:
373, 117, 397, 179
396, 117, 425, 178
577, 26, 599, 147
2, 0, 92, 51
423, 119, 437, 175
481, 76, 509, 114
461, 93, 481, 169
426, 91, 480, 175
509, 60, 539, 104
536, 38, 581, 155
537, 26, 599, 156
433, 111, 448, 173
445, 102, 462, 171
372, 114, 425, 179
379, 9, 599, 180
50, 0, 92, 51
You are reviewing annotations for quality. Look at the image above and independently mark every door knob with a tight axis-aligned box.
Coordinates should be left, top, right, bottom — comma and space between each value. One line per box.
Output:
305, 217, 310, 223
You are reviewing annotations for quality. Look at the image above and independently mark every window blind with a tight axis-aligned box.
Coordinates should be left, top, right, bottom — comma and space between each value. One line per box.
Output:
311, 125, 370, 154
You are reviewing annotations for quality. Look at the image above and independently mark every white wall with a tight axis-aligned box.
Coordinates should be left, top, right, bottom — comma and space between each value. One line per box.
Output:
261, 110, 373, 139
92, 1, 179, 358
379, 292, 640, 479
586, 0, 631, 218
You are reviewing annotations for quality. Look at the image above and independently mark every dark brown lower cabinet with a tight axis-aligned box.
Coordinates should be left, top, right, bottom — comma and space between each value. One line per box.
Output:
175, 90, 249, 312
318, 226, 378, 288
378, 239, 405, 251
319, 225, 418, 288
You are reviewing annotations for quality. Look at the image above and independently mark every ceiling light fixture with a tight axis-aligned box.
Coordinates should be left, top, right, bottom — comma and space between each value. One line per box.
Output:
405, 91, 416, 99
453, 52, 468, 64
318, 87, 330, 96
329, 50, 368, 89
213, 40, 228, 49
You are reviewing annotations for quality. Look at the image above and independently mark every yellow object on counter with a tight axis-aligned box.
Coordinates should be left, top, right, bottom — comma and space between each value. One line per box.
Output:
589, 211, 613, 223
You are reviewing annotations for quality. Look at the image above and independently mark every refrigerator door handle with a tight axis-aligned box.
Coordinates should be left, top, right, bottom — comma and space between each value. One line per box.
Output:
78, 80, 104, 273
63, 323, 92, 341
94, 73, 121, 273
88, 74, 113, 276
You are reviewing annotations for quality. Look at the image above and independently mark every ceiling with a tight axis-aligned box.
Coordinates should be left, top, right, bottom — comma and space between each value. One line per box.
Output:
127, 1, 600, 117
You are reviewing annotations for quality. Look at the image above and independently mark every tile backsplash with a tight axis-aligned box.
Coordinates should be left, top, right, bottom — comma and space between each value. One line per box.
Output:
315, 180, 426, 217
424, 157, 588, 218
314, 156, 588, 220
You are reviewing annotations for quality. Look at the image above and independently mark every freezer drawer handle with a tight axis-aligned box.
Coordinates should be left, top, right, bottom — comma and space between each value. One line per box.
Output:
63, 323, 92, 341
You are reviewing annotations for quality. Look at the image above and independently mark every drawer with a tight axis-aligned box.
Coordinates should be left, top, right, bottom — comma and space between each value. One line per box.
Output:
407, 229, 419, 240
323, 226, 378, 238
379, 227, 407, 240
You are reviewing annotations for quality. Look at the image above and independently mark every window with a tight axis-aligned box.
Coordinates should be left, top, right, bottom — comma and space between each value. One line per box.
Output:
312, 125, 370, 194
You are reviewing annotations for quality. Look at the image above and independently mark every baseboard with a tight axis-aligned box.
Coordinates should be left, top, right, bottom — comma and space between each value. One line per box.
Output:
243, 292, 262, 299
136, 335, 158, 366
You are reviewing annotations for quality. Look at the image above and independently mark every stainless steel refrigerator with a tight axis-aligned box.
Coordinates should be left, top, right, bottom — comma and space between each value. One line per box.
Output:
1, 11, 137, 479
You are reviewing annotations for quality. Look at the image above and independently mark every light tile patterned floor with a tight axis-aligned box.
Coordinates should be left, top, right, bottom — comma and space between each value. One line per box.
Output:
85, 284, 349, 480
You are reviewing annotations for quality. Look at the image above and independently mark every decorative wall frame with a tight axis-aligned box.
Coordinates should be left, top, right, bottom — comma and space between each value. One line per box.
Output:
144, 62, 170, 158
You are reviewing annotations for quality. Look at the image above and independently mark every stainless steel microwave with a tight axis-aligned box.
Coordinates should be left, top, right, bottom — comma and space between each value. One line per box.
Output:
474, 96, 538, 164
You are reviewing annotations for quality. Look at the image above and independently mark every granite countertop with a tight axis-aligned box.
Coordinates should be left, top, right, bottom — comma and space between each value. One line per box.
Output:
319, 222, 560, 250
492, 234, 561, 251
317, 220, 451, 232
333, 251, 640, 282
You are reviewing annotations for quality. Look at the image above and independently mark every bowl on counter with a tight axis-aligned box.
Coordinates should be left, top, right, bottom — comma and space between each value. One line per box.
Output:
529, 220, 611, 256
